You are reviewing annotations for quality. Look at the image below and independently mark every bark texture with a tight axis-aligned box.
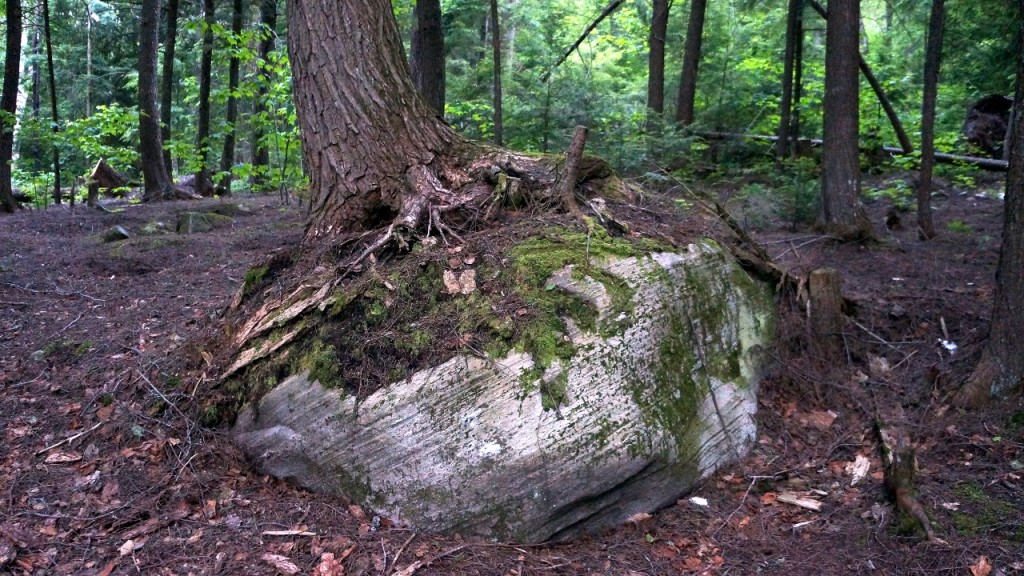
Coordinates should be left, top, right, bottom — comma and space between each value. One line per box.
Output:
139, 0, 179, 201
916, 0, 945, 240
958, 10, 1024, 405
675, 0, 707, 126
160, 0, 180, 174
410, 0, 445, 115
821, 0, 871, 239
287, 0, 459, 238
0, 0, 21, 213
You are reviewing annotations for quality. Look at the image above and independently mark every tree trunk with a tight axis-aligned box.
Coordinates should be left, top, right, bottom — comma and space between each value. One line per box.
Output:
646, 0, 668, 118
160, 0, 180, 175
776, 0, 803, 166
821, 0, 872, 239
219, 0, 244, 196
287, 0, 460, 237
675, 0, 707, 126
916, 0, 945, 241
410, 0, 445, 115
490, 0, 503, 146
251, 0, 277, 190
0, 0, 21, 213
43, 0, 62, 205
194, 0, 216, 197
958, 5, 1024, 406
140, 0, 180, 201
84, 0, 92, 117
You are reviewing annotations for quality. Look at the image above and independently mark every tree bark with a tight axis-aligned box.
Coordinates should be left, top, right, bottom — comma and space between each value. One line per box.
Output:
251, 0, 277, 190
140, 0, 180, 201
194, 0, 216, 197
675, 0, 707, 126
287, 0, 459, 238
0, 0, 21, 213
410, 0, 445, 115
43, 0, 62, 205
160, 0, 180, 174
646, 0, 668, 118
916, 0, 945, 241
958, 5, 1024, 405
490, 0, 503, 146
219, 0, 244, 196
776, 0, 803, 166
821, 0, 872, 239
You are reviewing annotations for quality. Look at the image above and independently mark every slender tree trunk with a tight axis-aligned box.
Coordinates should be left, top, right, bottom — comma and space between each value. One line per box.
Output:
85, 0, 92, 116
777, 0, 803, 166
194, 0, 216, 197
792, 8, 804, 143
676, 0, 707, 126
219, 0, 243, 196
490, 0, 503, 146
0, 0, 21, 213
807, 0, 912, 154
958, 3, 1024, 406
140, 0, 179, 201
252, 0, 277, 190
287, 0, 459, 238
410, 0, 445, 115
916, 0, 945, 241
43, 0, 62, 205
821, 0, 872, 239
646, 0, 668, 119
160, 0, 180, 175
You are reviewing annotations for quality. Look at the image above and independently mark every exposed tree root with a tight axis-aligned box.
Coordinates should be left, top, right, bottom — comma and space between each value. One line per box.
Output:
219, 143, 623, 383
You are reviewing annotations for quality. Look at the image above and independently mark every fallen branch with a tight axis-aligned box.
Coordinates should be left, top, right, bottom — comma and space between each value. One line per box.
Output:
542, 0, 624, 81
35, 421, 103, 456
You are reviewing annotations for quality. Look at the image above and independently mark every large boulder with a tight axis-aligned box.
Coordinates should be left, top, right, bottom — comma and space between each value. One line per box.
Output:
232, 240, 774, 543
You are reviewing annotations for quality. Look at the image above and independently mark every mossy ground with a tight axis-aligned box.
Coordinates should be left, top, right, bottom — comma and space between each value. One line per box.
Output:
223, 217, 686, 415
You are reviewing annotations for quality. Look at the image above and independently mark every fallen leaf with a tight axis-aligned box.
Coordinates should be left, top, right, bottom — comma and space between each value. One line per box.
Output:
760, 492, 777, 505
969, 556, 992, 576
261, 553, 300, 575
44, 451, 82, 464
118, 539, 136, 556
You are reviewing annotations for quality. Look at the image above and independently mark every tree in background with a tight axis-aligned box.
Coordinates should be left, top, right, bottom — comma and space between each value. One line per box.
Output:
0, 0, 21, 212
776, 0, 803, 166
219, 0, 244, 196
139, 0, 179, 201
160, 0, 180, 174
675, 0, 706, 126
820, 0, 872, 239
410, 0, 445, 115
43, 0, 62, 204
916, 0, 946, 240
251, 0, 278, 190
193, 0, 216, 197
490, 0, 503, 146
646, 0, 668, 129
957, 4, 1024, 406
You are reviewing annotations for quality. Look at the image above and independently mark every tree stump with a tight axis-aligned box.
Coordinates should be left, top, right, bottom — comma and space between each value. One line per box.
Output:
809, 268, 843, 359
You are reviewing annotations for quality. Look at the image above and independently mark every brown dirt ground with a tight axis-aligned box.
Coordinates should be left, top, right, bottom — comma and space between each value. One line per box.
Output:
0, 177, 1022, 576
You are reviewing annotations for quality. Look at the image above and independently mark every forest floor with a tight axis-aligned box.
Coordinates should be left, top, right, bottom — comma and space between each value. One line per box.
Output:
0, 168, 1022, 576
